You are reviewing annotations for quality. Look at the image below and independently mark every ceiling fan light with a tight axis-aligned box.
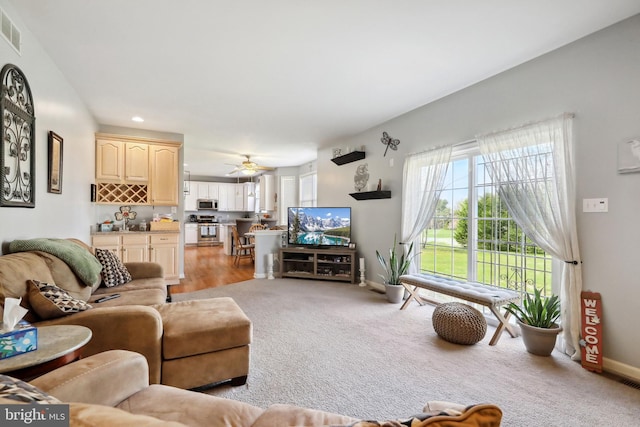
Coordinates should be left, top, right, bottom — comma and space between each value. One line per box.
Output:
241, 169, 255, 175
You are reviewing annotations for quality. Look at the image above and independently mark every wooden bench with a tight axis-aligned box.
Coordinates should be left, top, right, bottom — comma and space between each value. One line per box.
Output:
399, 273, 521, 345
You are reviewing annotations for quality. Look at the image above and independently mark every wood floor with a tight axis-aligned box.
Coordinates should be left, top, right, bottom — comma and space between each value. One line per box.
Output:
170, 245, 255, 294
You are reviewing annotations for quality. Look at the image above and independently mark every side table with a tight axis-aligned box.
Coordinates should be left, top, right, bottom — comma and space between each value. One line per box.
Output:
0, 325, 92, 380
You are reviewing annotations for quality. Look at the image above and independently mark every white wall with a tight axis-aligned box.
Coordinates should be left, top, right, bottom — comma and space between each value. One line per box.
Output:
0, 0, 98, 252
320, 15, 640, 375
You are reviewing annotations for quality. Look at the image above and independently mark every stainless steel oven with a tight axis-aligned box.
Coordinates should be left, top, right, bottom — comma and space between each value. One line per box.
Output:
197, 223, 219, 246
196, 215, 220, 246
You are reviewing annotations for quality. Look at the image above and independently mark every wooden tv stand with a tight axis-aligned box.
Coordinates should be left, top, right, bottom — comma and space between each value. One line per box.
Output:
279, 247, 357, 283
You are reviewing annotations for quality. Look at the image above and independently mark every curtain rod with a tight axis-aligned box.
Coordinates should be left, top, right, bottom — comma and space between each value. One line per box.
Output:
477, 112, 575, 140
405, 113, 574, 158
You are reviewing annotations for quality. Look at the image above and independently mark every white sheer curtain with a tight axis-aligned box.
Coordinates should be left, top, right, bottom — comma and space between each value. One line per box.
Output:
401, 145, 452, 274
477, 114, 582, 359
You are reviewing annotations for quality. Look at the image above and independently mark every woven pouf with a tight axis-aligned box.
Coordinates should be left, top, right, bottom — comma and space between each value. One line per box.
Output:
432, 302, 487, 345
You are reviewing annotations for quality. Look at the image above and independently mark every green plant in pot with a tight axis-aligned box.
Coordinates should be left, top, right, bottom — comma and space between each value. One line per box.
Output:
505, 287, 562, 356
376, 235, 414, 303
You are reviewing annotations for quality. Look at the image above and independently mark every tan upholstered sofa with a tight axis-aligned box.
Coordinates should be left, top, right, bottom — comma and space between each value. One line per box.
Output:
0, 350, 503, 426
0, 238, 251, 389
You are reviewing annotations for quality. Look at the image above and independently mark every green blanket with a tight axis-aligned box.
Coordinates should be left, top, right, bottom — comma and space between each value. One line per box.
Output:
9, 238, 102, 287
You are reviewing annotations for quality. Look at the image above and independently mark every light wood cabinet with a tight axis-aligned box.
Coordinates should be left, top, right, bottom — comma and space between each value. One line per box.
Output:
124, 142, 149, 182
96, 139, 124, 181
91, 232, 179, 284
149, 144, 180, 206
95, 134, 181, 206
91, 234, 121, 258
121, 234, 149, 262
149, 234, 179, 283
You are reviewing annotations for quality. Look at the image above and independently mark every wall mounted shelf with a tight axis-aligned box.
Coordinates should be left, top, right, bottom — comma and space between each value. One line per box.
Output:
331, 151, 365, 165
349, 191, 391, 200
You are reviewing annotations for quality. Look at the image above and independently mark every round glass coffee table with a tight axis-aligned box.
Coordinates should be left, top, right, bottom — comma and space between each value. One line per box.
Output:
0, 325, 92, 380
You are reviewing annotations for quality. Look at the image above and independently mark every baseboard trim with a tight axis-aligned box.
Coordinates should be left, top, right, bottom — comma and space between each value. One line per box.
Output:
603, 357, 640, 382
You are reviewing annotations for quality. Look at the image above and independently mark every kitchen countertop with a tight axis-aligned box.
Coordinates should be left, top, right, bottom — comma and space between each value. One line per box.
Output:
91, 230, 180, 235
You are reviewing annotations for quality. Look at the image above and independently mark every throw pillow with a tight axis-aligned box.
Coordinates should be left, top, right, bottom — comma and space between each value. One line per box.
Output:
94, 248, 132, 287
27, 280, 92, 320
0, 374, 61, 404
344, 404, 502, 427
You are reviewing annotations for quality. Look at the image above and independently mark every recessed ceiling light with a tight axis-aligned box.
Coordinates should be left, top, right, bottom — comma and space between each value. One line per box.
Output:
132, 116, 144, 122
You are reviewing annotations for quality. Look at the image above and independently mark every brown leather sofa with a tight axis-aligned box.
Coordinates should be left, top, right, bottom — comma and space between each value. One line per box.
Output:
1, 350, 503, 426
0, 239, 251, 389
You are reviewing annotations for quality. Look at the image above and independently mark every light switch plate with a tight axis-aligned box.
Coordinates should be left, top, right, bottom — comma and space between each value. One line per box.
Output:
583, 198, 608, 212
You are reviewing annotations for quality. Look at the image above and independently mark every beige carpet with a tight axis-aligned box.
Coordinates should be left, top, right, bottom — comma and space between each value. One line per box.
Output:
173, 278, 640, 426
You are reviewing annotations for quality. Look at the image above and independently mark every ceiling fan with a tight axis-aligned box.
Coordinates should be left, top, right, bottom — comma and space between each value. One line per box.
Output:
227, 155, 275, 176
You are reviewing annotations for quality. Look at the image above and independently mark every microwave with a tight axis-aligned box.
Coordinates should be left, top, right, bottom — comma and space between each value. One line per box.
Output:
197, 199, 218, 210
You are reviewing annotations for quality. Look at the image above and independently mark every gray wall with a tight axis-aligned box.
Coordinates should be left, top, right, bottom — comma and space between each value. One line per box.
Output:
320, 15, 640, 377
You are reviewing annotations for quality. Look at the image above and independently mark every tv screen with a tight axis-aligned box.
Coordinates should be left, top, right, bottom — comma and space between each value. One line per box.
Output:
287, 207, 351, 247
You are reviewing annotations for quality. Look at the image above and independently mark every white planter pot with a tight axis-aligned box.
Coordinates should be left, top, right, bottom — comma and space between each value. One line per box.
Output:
384, 284, 404, 303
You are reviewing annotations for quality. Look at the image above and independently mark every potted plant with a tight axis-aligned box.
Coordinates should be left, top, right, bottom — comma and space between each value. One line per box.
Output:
505, 287, 562, 356
376, 235, 414, 303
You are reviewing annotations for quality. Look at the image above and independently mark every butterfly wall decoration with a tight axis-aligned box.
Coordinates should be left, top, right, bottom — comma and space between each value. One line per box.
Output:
380, 131, 400, 156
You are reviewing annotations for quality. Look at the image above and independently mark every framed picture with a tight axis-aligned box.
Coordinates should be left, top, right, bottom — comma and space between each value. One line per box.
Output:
617, 139, 640, 173
48, 131, 63, 194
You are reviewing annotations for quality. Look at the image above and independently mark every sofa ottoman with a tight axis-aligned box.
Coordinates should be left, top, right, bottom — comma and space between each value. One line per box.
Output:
155, 298, 252, 389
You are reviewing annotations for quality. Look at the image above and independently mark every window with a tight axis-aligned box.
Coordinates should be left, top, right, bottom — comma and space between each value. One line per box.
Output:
420, 144, 553, 299
299, 172, 317, 207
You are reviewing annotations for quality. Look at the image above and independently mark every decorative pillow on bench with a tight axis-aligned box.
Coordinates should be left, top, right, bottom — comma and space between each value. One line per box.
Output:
344, 404, 502, 427
28, 280, 92, 320
94, 248, 132, 287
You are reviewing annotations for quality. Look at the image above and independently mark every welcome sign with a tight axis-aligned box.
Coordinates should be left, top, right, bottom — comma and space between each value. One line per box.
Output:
580, 291, 603, 373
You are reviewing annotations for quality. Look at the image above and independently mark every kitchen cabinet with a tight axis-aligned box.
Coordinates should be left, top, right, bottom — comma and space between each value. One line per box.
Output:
91, 232, 179, 284
95, 133, 181, 206
91, 234, 121, 258
121, 234, 149, 262
244, 182, 256, 212
217, 183, 231, 211
218, 183, 246, 212
196, 182, 219, 200
95, 140, 149, 183
184, 183, 198, 211
149, 144, 179, 206
124, 142, 149, 182
149, 234, 179, 283
259, 175, 276, 211
185, 223, 198, 245
95, 139, 123, 181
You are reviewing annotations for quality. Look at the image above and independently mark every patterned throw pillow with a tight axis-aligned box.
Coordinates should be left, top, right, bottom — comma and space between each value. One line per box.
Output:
94, 248, 132, 287
27, 280, 92, 320
344, 404, 502, 427
0, 374, 61, 404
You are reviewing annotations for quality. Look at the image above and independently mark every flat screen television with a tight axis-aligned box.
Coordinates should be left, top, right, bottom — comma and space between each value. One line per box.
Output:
287, 207, 351, 247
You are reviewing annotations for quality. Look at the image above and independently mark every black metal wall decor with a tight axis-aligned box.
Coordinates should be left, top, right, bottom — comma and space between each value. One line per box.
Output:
380, 131, 400, 157
1, 64, 36, 207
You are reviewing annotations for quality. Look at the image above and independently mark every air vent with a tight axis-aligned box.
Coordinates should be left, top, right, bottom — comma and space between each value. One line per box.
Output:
1, 7, 21, 54
621, 378, 640, 390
